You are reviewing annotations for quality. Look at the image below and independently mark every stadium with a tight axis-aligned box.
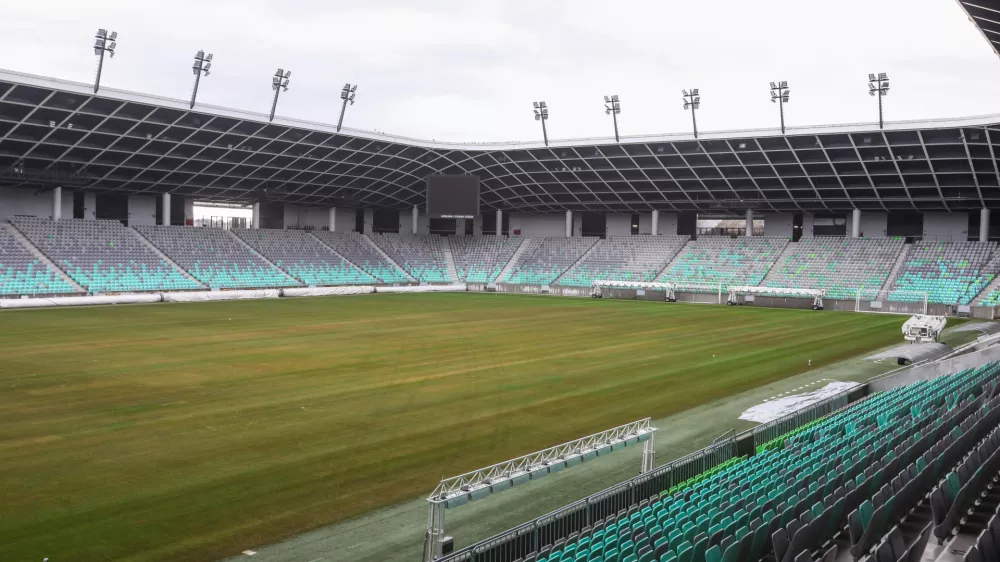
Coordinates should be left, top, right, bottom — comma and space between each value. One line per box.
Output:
6, 2, 1000, 562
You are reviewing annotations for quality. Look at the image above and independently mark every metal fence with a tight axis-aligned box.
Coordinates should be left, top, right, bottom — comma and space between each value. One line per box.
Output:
438, 438, 737, 562
750, 388, 853, 448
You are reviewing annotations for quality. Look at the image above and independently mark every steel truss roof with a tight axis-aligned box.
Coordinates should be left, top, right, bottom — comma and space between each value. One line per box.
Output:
1, 69, 1000, 214
957, 0, 1000, 59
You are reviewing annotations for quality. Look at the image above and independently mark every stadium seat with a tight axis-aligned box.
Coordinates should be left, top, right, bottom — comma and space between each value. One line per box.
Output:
310, 231, 411, 283
889, 241, 999, 305
366, 233, 451, 282
657, 236, 787, 288
763, 237, 904, 300
505, 237, 599, 285
557, 236, 689, 287
0, 223, 78, 296
233, 228, 375, 286
449, 235, 523, 283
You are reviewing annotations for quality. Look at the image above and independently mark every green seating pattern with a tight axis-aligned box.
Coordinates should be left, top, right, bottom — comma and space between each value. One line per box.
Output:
0, 227, 77, 295
234, 229, 375, 286
530, 362, 999, 562
506, 237, 598, 285
311, 231, 411, 283
367, 233, 450, 282
762, 237, 903, 300
658, 237, 786, 288
559, 236, 689, 287
888, 241, 999, 305
450, 235, 523, 283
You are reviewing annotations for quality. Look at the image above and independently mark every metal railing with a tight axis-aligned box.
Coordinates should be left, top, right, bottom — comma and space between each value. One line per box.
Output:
750, 388, 854, 448
437, 437, 736, 562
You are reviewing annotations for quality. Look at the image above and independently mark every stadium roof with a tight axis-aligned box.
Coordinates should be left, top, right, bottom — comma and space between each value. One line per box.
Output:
2, 68, 1000, 214
957, 0, 1000, 59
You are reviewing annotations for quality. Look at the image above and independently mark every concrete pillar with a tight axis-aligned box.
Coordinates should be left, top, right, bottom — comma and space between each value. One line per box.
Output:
252, 202, 260, 229
52, 186, 62, 221
329, 207, 337, 232
982, 208, 991, 242
851, 209, 861, 238
565, 210, 573, 237
651, 210, 659, 236
161, 193, 171, 226
411, 206, 418, 235
745, 209, 753, 237
455, 218, 465, 235
496, 209, 502, 236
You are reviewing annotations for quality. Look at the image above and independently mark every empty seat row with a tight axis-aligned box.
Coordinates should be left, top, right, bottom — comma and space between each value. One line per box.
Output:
310, 231, 411, 283
889, 241, 999, 305
963, 509, 1000, 562
505, 237, 599, 285
763, 237, 903, 300
11, 217, 200, 293
658, 236, 787, 288
233, 228, 375, 286
449, 235, 523, 283
0, 224, 78, 295
367, 233, 451, 282
558, 236, 689, 287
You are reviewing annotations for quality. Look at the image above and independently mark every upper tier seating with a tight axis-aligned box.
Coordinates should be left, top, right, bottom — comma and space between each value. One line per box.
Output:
505, 237, 598, 285
135, 225, 298, 289
310, 231, 410, 283
888, 241, 999, 305
558, 235, 689, 287
658, 236, 787, 287
11, 217, 200, 293
0, 225, 78, 296
449, 236, 523, 283
366, 233, 450, 282
233, 229, 374, 286
763, 237, 904, 300
528, 362, 1000, 562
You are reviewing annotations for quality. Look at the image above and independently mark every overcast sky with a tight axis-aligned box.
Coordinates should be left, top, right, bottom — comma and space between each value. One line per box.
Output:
2, 0, 999, 143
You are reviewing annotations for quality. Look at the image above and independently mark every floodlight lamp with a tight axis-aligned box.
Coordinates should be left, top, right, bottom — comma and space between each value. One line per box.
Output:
539, 101, 547, 108
272, 76, 280, 85
535, 114, 541, 121
782, 94, 789, 102
684, 103, 690, 110
605, 108, 611, 115
108, 41, 116, 51
770, 81, 776, 89
284, 70, 291, 78
682, 89, 688, 96
604, 95, 610, 102
879, 72, 887, 80
780, 81, 787, 88
206, 53, 213, 62
108, 50, 115, 58
351, 85, 357, 92
276, 68, 284, 76
693, 102, 700, 109
109, 31, 117, 41
771, 97, 776, 103
533, 101, 540, 108
869, 73, 876, 81
192, 65, 200, 75
203, 62, 211, 71
94, 38, 103, 48
882, 81, 890, 89
694, 96, 700, 103
197, 50, 204, 58
869, 90, 876, 97
97, 28, 107, 38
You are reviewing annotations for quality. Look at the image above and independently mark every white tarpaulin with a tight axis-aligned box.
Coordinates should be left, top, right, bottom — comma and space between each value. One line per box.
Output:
282, 286, 375, 297
376, 284, 467, 293
162, 289, 280, 302
0, 293, 161, 309
739, 381, 860, 424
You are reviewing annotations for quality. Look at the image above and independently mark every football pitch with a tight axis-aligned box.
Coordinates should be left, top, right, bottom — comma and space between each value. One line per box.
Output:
0, 293, 905, 562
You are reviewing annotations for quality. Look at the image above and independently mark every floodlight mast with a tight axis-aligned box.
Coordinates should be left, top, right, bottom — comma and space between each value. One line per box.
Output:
92, 29, 118, 93
337, 83, 357, 132
269, 68, 291, 122
604, 95, 621, 143
769, 81, 790, 134
868, 72, 890, 129
682, 89, 701, 138
533, 100, 550, 146
190, 50, 213, 109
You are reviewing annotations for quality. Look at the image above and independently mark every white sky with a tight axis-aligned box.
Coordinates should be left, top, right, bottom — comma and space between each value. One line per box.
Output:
1, 0, 999, 143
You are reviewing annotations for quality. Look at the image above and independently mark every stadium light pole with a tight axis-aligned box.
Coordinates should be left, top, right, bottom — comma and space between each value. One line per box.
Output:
270, 68, 291, 122
337, 83, 357, 132
770, 81, 790, 134
604, 95, 621, 143
533, 101, 550, 146
92, 29, 118, 93
682, 89, 701, 139
190, 50, 213, 109
868, 72, 890, 129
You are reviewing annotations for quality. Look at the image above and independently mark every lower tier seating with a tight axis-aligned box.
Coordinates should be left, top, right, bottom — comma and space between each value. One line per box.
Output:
763, 237, 903, 300
367, 233, 450, 282
233, 229, 374, 286
310, 231, 411, 283
505, 237, 598, 285
0, 225, 78, 295
11, 217, 200, 293
449, 236, 523, 283
889, 241, 999, 305
658, 236, 787, 288
135, 225, 298, 289
558, 236, 689, 287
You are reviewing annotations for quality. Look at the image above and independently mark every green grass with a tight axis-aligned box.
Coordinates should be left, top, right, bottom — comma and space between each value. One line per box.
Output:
0, 294, 904, 562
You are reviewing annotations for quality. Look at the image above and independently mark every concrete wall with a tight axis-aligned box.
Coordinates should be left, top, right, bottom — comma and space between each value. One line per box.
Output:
363, 209, 374, 234
846, 211, 888, 238
606, 213, 632, 236
184, 199, 195, 224
573, 213, 583, 237
803, 212, 814, 237
127, 195, 157, 226
399, 208, 431, 235
83, 192, 96, 220
473, 215, 483, 236
284, 204, 332, 230
761, 212, 794, 239
923, 212, 969, 241
0, 186, 73, 220
510, 213, 565, 237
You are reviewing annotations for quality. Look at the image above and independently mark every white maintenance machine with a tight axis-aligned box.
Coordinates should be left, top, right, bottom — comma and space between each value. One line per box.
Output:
902, 315, 947, 343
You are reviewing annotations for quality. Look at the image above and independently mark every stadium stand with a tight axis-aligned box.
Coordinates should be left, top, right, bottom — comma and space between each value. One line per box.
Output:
310, 231, 411, 283
504, 237, 599, 285
366, 233, 451, 282
508, 362, 1000, 562
0, 224, 78, 295
233, 228, 374, 286
449, 235, 523, 283
657, 236, 787, 287
888, 241, 999, 305
134, 225, 299, 289
557, 235, 690, 287
762, 237, 904, 300
10, 217, 201, 293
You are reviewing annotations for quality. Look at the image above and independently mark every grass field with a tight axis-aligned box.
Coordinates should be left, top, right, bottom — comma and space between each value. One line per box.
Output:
0, 294, 905, 562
